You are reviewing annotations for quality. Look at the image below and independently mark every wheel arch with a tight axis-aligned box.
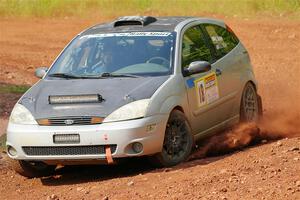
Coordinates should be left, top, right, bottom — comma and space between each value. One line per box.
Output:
172, 105, 185, 114
154, 95, 188, 115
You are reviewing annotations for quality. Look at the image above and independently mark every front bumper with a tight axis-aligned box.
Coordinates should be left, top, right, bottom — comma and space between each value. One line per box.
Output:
6, 114, 168, 162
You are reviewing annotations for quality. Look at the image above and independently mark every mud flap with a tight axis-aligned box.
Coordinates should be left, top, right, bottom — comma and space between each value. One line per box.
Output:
105, 146, 114, 164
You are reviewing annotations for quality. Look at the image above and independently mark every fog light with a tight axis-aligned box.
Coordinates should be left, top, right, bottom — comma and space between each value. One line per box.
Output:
132, 142, 143, 153
7, 146, 17, 156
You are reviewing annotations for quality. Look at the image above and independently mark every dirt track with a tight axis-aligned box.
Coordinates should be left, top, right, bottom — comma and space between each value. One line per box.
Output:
0, 17, 299, 200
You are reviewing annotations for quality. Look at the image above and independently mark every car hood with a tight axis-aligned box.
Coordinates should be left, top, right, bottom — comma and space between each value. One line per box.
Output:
20, 76, 169, 119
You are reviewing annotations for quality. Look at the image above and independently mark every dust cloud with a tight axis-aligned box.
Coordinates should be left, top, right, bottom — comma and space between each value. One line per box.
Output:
189, 59, 300, 160
190, 102, 300, 160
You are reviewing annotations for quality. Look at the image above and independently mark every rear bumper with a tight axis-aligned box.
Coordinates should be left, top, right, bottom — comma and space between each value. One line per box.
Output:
6, 114, 168, 162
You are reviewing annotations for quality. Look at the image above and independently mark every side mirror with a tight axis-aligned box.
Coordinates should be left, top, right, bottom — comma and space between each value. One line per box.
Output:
184, 61, 211, 76
35, 67, 48, 78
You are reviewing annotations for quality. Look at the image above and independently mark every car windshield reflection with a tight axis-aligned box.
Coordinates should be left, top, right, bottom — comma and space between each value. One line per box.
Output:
47, 32, 176, 78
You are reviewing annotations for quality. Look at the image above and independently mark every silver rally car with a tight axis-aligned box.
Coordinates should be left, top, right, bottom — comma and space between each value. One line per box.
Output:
7, 16, 262, 177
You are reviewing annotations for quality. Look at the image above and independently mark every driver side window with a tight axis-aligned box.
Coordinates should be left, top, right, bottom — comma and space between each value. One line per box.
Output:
182, 25, 213, 69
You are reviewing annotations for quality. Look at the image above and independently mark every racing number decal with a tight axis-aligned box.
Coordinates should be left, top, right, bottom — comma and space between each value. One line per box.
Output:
194, 72, 220, 107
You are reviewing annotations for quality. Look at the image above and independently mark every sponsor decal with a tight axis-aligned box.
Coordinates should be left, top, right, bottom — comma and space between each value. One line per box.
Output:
82, 32, 172, 39
194, 72, 220, 107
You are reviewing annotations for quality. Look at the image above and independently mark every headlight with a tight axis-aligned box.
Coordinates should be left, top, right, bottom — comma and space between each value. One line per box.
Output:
103, 99, 150, 123
9, 104, 37, 125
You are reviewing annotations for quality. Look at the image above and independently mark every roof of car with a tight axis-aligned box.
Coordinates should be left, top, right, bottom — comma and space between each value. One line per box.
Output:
81, 16, 203, 35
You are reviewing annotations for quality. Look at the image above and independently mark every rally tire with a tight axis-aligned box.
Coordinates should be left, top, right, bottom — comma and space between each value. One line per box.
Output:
240, 82, 261, 123
150, 110, 194, 167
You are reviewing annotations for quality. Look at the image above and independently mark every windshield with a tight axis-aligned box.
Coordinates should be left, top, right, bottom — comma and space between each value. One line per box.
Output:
47, 32, 175, 78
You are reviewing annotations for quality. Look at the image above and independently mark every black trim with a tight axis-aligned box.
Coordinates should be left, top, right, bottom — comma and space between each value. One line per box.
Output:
22, 145, 117, 156
114, 16, 157, 27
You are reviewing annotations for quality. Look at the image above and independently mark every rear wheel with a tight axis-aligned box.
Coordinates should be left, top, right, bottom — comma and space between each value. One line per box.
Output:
10, 159, 56, 178
150, 110, 193, 167
240, 82, 261, 122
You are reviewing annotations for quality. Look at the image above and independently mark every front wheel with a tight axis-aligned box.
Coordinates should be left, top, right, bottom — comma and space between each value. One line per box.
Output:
10, 159, 56, 178
150, 110, 194, 167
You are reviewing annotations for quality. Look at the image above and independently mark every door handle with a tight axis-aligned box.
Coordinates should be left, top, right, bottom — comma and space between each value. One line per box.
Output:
216, 68, 222, 76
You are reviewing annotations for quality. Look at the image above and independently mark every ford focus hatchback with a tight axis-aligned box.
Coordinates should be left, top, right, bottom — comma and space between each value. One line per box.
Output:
7, 16, 262, 178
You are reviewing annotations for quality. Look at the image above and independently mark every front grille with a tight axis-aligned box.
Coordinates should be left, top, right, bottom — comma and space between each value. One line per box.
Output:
37, 116, 104, 126
49, 117, 92, 125
22, 145, 117, 156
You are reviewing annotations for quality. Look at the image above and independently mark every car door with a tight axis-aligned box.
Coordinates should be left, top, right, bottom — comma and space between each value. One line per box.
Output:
201, 23, 242, 122
182, 25, 227, 136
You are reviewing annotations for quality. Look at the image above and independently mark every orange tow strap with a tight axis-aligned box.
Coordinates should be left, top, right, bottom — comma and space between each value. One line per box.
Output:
105, 145, 114, 164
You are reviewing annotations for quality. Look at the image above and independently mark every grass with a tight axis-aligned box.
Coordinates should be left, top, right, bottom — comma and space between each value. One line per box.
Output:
0, 85, 30, 94
0, 0, 299, 19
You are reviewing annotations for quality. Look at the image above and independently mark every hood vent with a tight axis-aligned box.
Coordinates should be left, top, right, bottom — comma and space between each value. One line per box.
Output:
114, 16, 157, 27
49, 94, 103, 104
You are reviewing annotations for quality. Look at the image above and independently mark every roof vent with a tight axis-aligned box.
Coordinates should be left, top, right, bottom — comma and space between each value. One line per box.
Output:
114, 16, 157, 27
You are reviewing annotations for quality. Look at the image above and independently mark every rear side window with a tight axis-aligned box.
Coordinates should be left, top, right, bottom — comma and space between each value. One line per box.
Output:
182, 26, 213, 69
203, 24, 239, 58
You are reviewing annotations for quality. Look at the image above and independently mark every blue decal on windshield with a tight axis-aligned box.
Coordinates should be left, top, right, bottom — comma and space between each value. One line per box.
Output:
186, 78, 195, 88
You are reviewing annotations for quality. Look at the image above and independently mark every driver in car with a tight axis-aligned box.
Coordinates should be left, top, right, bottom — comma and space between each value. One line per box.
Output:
90, 45, 114, 74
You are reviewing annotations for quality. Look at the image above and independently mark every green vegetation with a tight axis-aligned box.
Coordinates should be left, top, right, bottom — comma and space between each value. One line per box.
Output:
0, 0, 299, 18
0, 85, 30, 94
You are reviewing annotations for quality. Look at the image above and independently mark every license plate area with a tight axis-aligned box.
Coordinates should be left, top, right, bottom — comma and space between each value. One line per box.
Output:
53, 134, 80, 144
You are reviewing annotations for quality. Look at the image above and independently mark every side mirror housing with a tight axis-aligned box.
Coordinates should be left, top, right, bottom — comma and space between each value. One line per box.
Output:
184, 61, 211, 76
35, 67, 48, 78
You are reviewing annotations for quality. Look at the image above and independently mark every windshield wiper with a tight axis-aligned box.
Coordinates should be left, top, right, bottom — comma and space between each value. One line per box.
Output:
48, 72, 141, 79
48, 73, 82, 79
100, 72, 141, 78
